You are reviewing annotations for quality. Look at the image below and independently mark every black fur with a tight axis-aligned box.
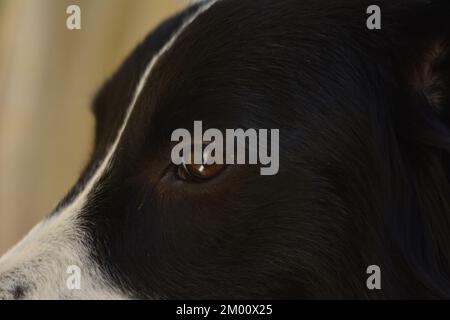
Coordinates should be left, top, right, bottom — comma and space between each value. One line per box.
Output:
70, 0, 450, 298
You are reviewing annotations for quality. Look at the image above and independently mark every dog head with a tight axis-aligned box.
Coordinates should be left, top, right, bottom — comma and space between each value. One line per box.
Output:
1, 0, 450, 299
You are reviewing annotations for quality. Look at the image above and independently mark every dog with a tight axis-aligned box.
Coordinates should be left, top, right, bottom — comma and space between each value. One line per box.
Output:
1, 0, 450, 299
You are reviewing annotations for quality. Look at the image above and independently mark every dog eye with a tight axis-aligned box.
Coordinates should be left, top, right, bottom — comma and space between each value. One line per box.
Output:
177, 148, 225, 181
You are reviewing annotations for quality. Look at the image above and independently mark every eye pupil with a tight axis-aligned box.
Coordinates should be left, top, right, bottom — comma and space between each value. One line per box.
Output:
178, 145, 225, 181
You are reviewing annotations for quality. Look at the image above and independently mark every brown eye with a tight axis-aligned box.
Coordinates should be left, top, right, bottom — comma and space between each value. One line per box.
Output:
177, 147, 225, 181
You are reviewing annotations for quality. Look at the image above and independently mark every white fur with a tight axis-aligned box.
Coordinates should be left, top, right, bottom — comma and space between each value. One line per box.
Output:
0, 0, 221, 300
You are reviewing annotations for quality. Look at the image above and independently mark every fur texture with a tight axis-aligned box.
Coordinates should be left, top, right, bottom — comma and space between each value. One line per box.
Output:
1, 0, 450, 299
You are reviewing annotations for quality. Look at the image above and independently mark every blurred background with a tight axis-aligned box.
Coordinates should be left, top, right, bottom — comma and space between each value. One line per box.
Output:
0, 0, 184, 254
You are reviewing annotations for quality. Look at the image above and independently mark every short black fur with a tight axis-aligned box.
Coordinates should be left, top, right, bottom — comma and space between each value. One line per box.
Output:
72, 0, 450, 298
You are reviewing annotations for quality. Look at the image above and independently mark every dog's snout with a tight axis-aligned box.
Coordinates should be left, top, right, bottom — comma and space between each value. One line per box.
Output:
0, 270, 30, 300
0, 285, 28, 300
11, 285, 27, 299
0, 288, 11, 300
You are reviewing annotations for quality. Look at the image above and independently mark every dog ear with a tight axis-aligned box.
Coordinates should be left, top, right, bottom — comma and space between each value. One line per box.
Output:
382, 3, 450, 296
397, 1, 450, 121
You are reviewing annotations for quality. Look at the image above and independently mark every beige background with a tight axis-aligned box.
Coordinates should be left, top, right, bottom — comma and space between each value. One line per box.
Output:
0, 0, 184, 254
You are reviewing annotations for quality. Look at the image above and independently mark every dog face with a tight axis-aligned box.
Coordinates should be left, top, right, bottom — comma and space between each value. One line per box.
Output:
1, 0, 450, 299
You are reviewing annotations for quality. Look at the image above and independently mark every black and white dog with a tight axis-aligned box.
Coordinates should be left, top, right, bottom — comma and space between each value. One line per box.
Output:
1, 0, 450, 299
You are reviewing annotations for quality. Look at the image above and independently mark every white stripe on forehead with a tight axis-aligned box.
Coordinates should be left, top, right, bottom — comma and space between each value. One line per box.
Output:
0, 0, 222, 299
59, 0, 221, 219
